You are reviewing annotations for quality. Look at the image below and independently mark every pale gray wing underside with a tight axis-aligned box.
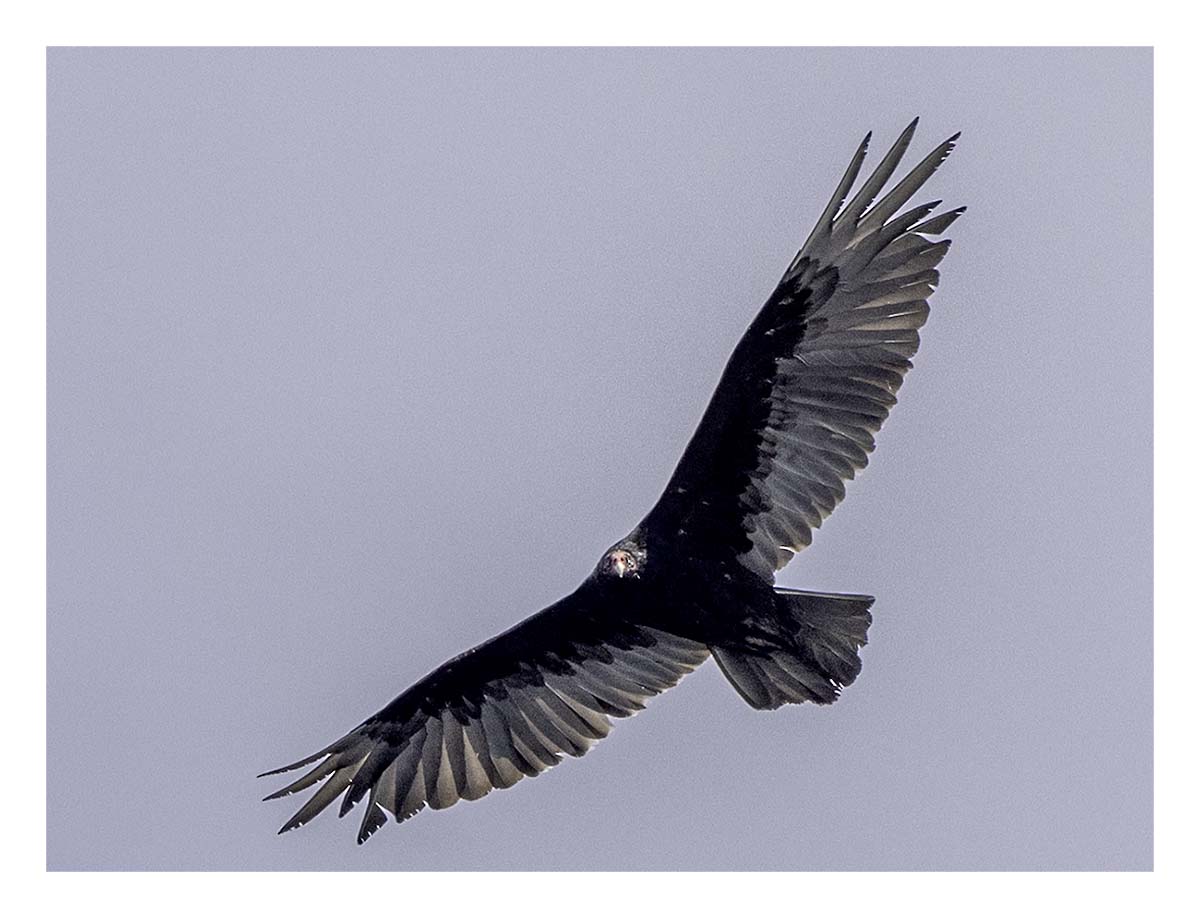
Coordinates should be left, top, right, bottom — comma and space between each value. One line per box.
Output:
739, 121, 963, 578
262, 627, 709, 842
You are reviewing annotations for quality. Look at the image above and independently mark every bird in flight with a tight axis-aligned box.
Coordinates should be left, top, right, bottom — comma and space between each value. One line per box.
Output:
261, 118, 963, 843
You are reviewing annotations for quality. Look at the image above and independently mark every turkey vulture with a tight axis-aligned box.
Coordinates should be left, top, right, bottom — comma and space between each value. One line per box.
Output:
260, 118, 963, 843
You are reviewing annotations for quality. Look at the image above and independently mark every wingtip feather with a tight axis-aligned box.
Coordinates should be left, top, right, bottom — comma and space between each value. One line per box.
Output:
835, 120, 921, 231
256, 745, 333, 778
356, 803, 390, 844
257, 763, 303, 779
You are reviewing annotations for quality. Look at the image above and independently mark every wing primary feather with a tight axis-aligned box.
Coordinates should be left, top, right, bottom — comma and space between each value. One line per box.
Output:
278, 756, 368, 834
357, 759, 400, 843
911, 205, 966, 235
338, 742, 398, 818
855, 132, 961, 239
788, 131, 872, 277
357, 799, 389, 845
832, 117, 920, 238
396, 757, 428, 823
373, 759, 399, 815
877, 200, 943, 245
387, 724, 427, 808
258, 754, 325, 779
840, 201, 941, 276
262, 754, 344, 801
257, 734, 356, 778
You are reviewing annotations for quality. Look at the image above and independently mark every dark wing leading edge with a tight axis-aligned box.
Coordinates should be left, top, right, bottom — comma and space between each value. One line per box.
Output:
645, 119, 963, 579
260, 590, 708, 842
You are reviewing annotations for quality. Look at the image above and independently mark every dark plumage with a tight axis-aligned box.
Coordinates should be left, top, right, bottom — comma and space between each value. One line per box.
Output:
260, 118, 964, 843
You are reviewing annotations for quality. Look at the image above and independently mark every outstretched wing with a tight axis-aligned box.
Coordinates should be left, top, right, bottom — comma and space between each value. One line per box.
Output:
645, 118, 963, 579
260, 590, 708, 843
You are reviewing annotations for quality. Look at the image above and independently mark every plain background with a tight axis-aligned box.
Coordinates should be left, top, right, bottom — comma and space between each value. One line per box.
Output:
47, 47, 1152, 870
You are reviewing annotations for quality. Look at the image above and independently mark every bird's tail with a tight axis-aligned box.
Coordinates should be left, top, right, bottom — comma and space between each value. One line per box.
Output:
711, 588, 873, 710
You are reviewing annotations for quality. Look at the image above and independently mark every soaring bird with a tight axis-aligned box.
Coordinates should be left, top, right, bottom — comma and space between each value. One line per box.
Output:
260, 118, 963, 843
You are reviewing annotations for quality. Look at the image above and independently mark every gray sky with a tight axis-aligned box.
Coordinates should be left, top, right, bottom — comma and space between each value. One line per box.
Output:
47, 47, 1151, 870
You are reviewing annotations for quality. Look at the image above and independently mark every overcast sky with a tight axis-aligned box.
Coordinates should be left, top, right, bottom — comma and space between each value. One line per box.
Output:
47, 47, 1151, 870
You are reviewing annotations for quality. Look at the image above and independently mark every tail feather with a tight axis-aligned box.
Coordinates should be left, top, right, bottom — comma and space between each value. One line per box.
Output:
712, 588, 873, 711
